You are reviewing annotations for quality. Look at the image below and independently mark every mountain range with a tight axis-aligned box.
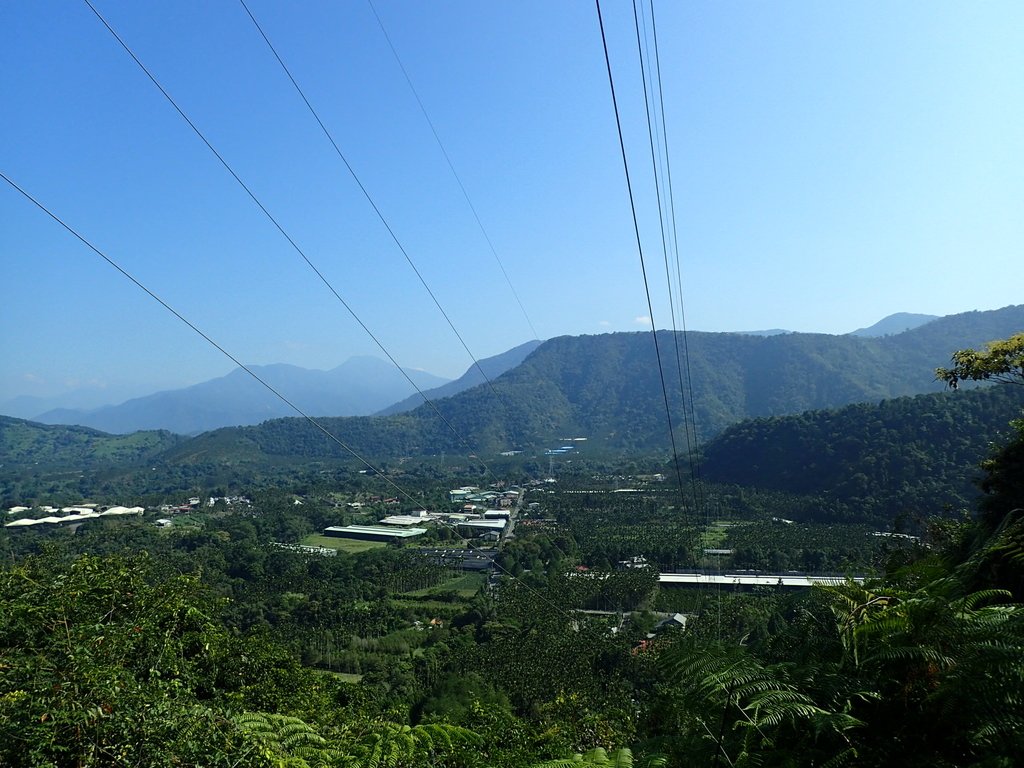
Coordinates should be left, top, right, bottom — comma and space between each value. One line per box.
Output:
2, 305, 1022, 507
28, 358, 450, 435
158, 304, 1024, 460
376, 340, 543, 416
848, 312, 939, 337
3, 312, 944, 435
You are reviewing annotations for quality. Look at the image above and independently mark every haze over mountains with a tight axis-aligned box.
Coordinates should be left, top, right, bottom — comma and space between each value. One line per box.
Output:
376, 340, 543, 416
2, 306, 1022, 508
27, 358, 449, 436
733, 311, 938, 338
4, 311, 950, 434
848, 312, 939, 337
159, 304, 1023, 460
2, 308, 1016, 441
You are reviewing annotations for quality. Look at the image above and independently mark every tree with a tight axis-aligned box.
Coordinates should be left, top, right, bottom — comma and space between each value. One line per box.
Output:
936, 332, 1024, 388
0, 552, 247, 766
937, 333, 1024, 575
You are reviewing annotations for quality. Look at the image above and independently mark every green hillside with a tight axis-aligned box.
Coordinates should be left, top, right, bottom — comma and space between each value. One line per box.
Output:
4, 306, 1020, 503
701, 383, 1024, 522
0, 416, 183, 469
171, 305, 1024, 460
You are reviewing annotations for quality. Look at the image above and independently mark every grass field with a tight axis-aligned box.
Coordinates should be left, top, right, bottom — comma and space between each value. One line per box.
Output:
700, 524, 730, 548
315, 670, 363, 683
405, 571, 486, 598
301, 534, 387, 553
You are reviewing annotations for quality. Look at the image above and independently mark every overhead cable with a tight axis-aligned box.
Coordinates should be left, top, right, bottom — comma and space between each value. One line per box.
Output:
82, 0, 500, 482
365, 0, 541, 345
236, 0, 517, 420
632, 0, 704, 518
2, 167, 577, 622
647, 0, 706, 514
593, 0, 691, 526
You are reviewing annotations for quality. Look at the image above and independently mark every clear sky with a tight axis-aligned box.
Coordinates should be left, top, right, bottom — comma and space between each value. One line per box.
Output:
2, 1, 1022, 406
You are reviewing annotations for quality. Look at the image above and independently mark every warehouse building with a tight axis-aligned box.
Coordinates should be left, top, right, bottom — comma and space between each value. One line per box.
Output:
323, 525, 427, 542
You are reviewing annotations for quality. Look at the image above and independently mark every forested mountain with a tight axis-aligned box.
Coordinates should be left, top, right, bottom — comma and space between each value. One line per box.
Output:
31, 357, 450, 435
848, 311, 938, 336
4, 305, 1020, 493
376, 339, 543, 415
701, 383, 1024, 523
170, 305, 1024, 459
2, 412, 1023, 767
0, 416, 183, 470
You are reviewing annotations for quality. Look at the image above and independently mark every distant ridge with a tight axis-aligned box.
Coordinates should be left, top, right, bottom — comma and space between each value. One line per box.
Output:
20, 305, 1022, 451
155, 304, 1024, 459
849, 312, 938, 337
730, 329, 791, 337
31, 357, 449, 435
376, 339, 543, 415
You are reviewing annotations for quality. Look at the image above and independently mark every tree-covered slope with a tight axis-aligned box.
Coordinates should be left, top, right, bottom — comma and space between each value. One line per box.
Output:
0, 416, 183, 470
377, 339, 543, 416
169, 305, 1023, 461
701, 383, 1024, 521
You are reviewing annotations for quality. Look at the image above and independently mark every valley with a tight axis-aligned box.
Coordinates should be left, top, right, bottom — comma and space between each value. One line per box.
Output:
1, 323, 1022, 767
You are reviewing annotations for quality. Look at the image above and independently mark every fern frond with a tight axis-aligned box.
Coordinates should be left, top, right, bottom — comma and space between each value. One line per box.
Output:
819, 747, 858, 768
530, 747, 638, 768
232, 711, 343, 767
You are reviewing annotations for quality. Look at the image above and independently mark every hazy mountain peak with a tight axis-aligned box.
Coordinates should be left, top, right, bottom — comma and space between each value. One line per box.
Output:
28, 356, 450, 435
849, 312, 939, 337
730, 329, 792, 337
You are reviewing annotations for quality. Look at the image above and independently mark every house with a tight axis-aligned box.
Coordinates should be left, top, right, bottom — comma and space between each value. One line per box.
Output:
652, 613, 688, 633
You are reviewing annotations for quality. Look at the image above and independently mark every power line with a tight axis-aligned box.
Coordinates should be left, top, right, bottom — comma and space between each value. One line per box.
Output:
81, 0, 499, 482
236, 0, 518, 421
1, 167, 576, 623
647, 0, 706, 516
0, 169, 410, 505
626, 0, 708, 518
593, 0, 691, 527
631, 0, 702, 518
641, 0, 716, 632
365, 0, 541, 345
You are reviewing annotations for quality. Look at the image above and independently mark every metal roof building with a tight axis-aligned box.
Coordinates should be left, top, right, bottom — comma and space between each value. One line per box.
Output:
659, 572, 865, 589
323, 525, 427, 542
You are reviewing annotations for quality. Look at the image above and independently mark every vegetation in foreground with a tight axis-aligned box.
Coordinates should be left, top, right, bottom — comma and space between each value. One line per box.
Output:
0, 338, 1022, 766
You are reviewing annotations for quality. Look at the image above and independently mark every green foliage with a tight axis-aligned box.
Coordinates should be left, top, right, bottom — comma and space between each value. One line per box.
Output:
531, 746, 664, 768
0, 552, 250, 766
653, 637, 864, 767
0, 416, 183, 469
545, 488, 699, 570
701, 384, 1024, 524
233, 712, 340, 767
821, 576, 1024, 764
936, 331, 1024, 388
6, 353, 1024, 768
976, 417, 1024, 532
231, 712, 484, 768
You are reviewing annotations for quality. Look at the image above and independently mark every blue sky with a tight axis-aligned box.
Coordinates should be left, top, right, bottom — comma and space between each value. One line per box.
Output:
2, 1, 1022, 406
